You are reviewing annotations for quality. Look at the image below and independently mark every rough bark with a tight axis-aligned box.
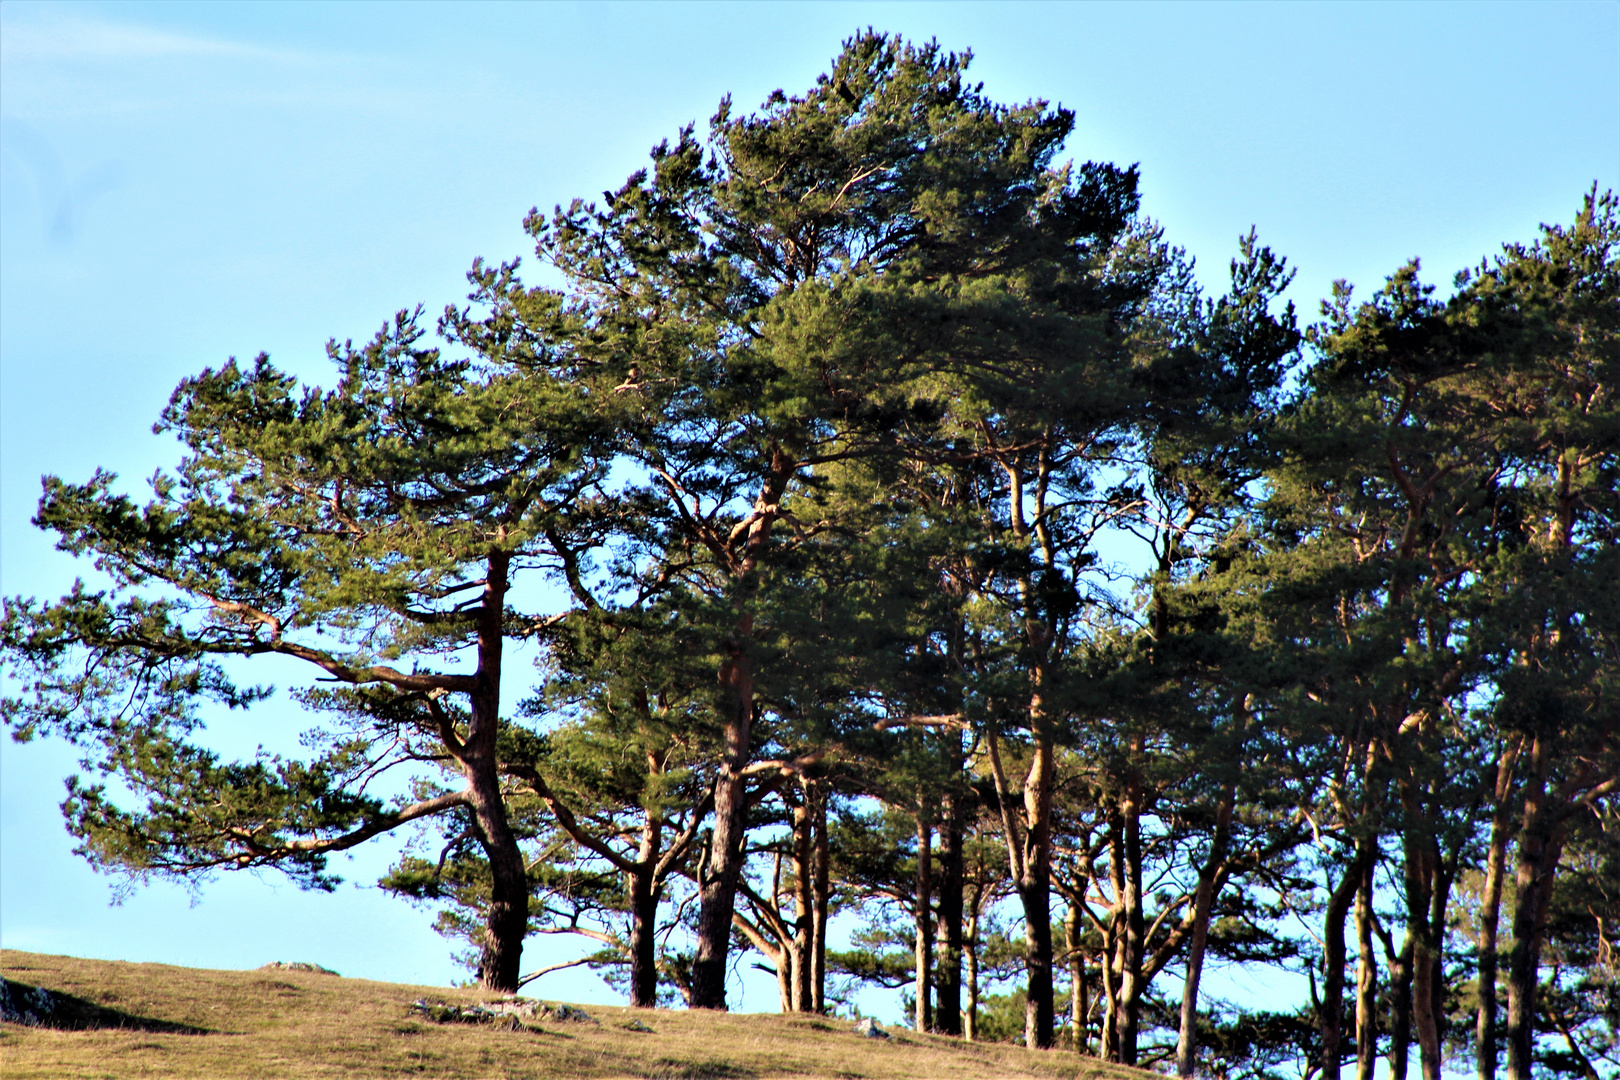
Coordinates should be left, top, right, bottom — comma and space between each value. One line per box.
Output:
692, 745, 749, 1009
1176, 787, 1233, 1076
914, 808, 934, 1032
965, 901, 981, 1042
1320, 844, 1368, 1080
627, 869, 662, 1008
691, 448, 792, 1010
1356, 852, 1378, 1080
935, 792, 965, 1036
1020, 736, 1056, 1050
1386, 934, 1414, 1080
1475, 741, 1519, 1080
811, 782, 829, 1014
1116, 766, 1146, 1066
1066, 904, 1087, 1054
464, 550, 529, 993
1506, 736, 1565, 1080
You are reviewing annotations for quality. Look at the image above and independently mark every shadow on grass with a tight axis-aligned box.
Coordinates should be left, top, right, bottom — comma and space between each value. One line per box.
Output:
2, 978, 212, 1034
644, 1059, 759, 1079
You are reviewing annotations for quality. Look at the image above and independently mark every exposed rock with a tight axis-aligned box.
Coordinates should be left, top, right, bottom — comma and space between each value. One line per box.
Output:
259, 962, 340, 976
622, 1017, 655, 1032
407, 997, 548, 1029
548, 1003, 599, 1024
852, 1017, 888, 1039
405, 995, 603, 1030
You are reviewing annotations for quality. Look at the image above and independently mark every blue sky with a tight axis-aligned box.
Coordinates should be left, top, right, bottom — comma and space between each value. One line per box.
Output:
2, 0, 1616, 1016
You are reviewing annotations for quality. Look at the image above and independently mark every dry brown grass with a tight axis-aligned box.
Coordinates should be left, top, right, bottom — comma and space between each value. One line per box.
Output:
1, 950, 1154, 1080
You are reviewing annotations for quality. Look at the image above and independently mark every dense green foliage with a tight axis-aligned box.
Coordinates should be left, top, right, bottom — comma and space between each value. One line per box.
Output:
3, 31, 1615, 1080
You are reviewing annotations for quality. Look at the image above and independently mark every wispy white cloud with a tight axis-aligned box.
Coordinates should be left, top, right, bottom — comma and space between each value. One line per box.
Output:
0, 12, 306, 65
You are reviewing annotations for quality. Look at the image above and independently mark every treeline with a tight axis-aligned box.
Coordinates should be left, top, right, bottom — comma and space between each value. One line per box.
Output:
3, 33, 1615, 1080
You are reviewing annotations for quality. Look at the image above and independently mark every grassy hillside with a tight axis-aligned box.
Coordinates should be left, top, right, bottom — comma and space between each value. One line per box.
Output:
1, 951, 1150, 1079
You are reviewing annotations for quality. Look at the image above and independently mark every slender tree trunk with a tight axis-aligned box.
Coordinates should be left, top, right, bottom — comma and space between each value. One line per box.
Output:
985, 714, 1055, 1050
1387, 934, 1414, 1080
1101, 818, 1124, 1062
936, 791, 965, 1036
811, 782, 829, 1014
915, 807, 934, 1032
1476, 742, 1519, 1080
1117, 767, 1146, 1066
1177, 787, 1233, 1076
792, 795, 814, 1013
1356, 851, 1378, 1080
965, 899, 981, 1042
1406, 833, 1442, 1080
1507, 737, 1565, 1080
1020, 734, 1056, 1050
692, 450, 789, 1010
1066, 903, 1086, 1053
1320, 845, 1367, 1080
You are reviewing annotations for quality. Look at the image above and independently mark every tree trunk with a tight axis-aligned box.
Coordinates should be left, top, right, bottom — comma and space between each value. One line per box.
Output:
1475, 742, 1518, 1080
965, 900, 980, 1042
935, 790, 965, 1036
1177, 787, 1233, 1076
1356, 852, 1378, 1080
1320, 845, 1366, 1080
692, 450, 789, 1010
1387, 934, 1414, 1080
628, 868, 662, 1007
1116, 769, 1146, 1065
1020, 735, 1056, 1050
1066, 903, 1086, 1053
1507, 736, 1565, 1080
466, 549, 528, 993
692, 741, 749, 1009
1100, 818, 1124, 1061
915, 807, 934, 1032
811, 782, 829, 1014
792, 793, 814, 1013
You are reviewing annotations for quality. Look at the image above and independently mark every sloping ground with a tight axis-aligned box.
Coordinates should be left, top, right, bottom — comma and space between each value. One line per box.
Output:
1, 951, 1151, 1080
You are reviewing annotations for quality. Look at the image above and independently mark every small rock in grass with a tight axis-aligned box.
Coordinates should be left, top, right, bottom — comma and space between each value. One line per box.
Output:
548, 1004, 599, 1024
623, 1018, 654, 1033
260, 962, 340, 976
852, 1017, 888, 1039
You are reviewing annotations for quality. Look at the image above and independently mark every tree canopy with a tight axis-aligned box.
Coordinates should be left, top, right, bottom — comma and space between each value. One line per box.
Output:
4, 31, 1615, 1080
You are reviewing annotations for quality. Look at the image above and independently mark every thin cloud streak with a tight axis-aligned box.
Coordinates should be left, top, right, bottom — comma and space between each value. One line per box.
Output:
0, 12, 311, 65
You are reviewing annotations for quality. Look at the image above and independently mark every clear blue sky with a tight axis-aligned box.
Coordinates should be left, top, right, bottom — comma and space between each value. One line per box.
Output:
3, 0, 1616, 1015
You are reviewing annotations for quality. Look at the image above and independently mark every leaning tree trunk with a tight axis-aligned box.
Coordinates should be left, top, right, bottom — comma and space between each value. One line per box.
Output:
465, 549, 529, 993
1320, 844, 1367, 1080
1176, 786, 1232, 1076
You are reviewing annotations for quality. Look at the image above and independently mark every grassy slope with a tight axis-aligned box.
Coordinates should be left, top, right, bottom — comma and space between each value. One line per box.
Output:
2, 951, 1151, 1080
